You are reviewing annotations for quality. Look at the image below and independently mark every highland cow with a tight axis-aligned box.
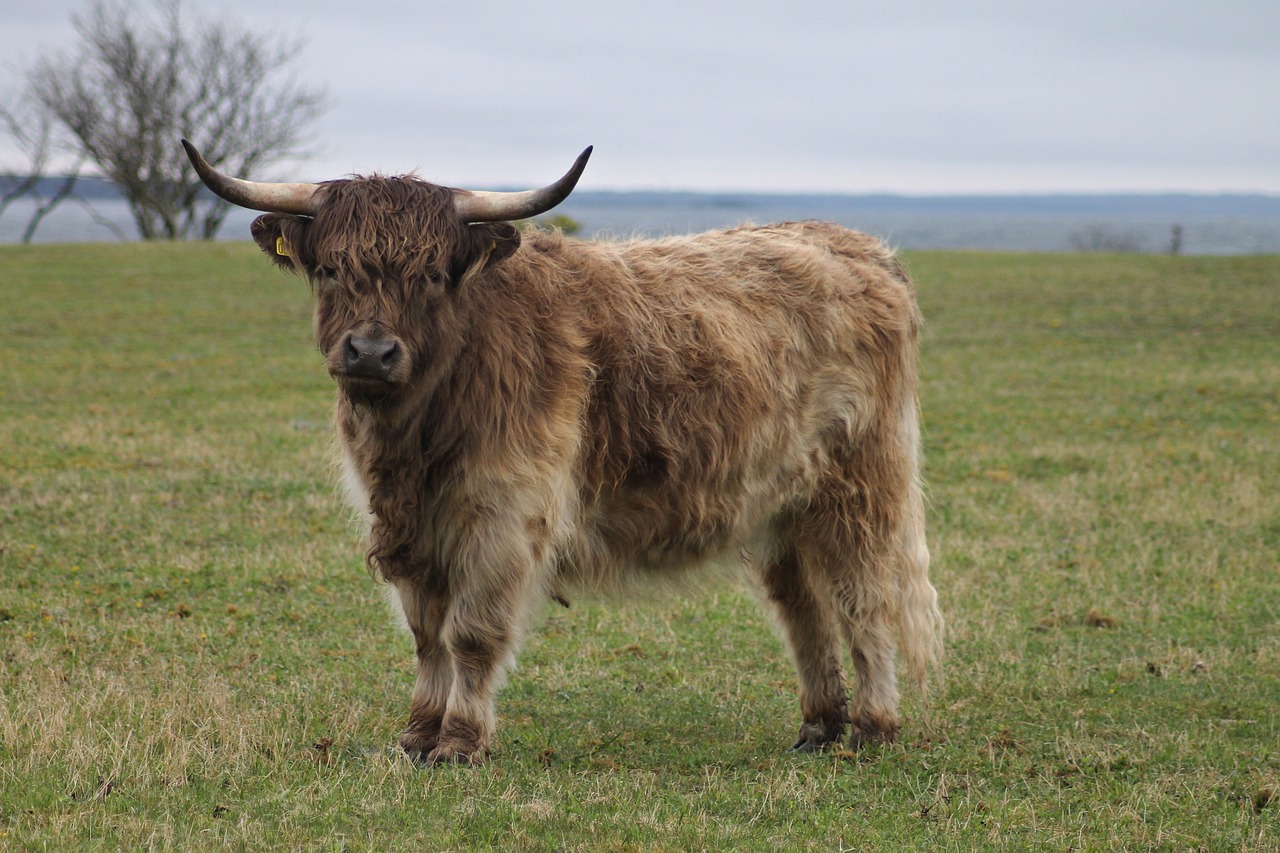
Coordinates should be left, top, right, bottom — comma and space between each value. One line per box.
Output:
183, 140, 942, 765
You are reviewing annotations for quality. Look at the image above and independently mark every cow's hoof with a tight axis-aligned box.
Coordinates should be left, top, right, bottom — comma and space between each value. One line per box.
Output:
783, 712, 844, 753
424, 740, 489, 767
786, 738, 831, 754
786, 718, 845, 754
398, 728, 440, 763
848, 721, 899, 750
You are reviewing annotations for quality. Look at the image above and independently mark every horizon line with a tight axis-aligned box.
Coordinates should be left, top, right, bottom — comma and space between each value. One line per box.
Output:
11, 173, 1280, 201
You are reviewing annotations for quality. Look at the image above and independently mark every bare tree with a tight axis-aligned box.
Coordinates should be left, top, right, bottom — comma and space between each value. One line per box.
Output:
26, 0, 327, 240
0, 105, 45, 218
0, 95, 85, 242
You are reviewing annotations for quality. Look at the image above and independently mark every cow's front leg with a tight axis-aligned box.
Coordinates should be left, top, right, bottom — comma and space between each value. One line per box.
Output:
394, 581, 453, 761
426, 532, 541, 766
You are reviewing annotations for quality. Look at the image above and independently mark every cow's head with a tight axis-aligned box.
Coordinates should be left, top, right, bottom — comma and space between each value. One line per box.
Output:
182, 140, 590, 402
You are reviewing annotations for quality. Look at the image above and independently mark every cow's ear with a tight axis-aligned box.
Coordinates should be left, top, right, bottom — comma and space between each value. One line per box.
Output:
453, 222, 521, 285
251, 214, 312, 274
475, 222, 522, 266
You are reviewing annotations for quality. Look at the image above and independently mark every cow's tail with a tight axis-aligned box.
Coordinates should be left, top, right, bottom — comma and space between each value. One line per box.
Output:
895, 397, 945, 701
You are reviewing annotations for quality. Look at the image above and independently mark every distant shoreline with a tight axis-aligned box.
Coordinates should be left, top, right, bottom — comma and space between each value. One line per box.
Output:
3, 177, 1279, 254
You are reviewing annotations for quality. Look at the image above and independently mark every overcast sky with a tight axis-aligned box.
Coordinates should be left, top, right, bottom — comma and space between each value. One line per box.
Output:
2, 0, 1278, 194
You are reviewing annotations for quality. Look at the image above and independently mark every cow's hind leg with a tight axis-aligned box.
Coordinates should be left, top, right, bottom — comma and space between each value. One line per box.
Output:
394, 581, 453, 761
788, 483, 904, 750
761, 544, 849, 753
838, 495, 934, 749
841, 603, 901, 748
828, 414, 941, 749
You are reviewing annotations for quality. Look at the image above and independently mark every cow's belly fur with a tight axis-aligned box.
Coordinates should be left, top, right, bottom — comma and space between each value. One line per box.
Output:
564, 381, 869, 593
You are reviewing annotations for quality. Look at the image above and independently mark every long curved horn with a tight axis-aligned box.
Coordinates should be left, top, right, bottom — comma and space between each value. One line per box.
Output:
181, 139, 322, 215
450, 146, 592, 223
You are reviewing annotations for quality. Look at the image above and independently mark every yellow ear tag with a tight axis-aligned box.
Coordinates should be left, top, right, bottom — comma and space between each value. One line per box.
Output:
276, 236, 290, 257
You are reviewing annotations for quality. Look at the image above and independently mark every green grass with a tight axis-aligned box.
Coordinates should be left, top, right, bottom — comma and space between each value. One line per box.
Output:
1, 242, 1277, 850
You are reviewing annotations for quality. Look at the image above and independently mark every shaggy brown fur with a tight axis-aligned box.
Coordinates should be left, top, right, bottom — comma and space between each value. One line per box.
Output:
244, 172, 943, 765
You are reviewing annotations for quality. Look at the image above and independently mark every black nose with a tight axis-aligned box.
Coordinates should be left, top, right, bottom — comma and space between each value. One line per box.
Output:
342, 332, 401, 381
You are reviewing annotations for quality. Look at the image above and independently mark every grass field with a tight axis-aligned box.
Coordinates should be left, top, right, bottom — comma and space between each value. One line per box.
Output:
1, 241, 1277, 850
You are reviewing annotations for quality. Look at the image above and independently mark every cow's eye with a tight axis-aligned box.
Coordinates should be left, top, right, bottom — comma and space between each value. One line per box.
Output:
316, 265, 339, 281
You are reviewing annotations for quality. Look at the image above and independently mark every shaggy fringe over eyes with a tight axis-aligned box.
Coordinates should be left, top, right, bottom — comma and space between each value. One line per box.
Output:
309, 177, 463, 285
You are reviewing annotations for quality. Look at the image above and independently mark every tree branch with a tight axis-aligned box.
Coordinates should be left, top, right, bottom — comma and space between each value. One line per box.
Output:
23, 0, 328, 240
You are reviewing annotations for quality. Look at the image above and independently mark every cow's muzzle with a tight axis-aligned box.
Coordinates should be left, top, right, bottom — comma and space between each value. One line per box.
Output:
334, 330, 404, 384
